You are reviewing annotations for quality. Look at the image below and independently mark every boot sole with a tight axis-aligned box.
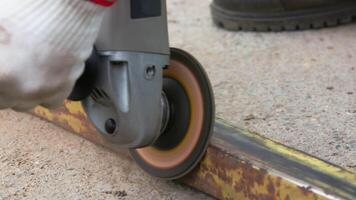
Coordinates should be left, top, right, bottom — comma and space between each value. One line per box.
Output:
211, 2, 356, 31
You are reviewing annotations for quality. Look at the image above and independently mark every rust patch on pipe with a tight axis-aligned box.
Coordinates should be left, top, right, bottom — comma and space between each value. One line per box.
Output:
33, 101, 102, 143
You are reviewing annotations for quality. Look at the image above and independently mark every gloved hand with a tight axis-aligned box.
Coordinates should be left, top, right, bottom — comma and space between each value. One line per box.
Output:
0, 0, 109, 111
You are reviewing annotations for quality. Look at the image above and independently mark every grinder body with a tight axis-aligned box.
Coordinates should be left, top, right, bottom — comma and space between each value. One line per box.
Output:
69, 0, 215, 179
72, 0, 170, 148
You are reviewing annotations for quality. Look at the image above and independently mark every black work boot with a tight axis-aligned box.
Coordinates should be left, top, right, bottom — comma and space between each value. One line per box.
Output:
211, 0, 356, 31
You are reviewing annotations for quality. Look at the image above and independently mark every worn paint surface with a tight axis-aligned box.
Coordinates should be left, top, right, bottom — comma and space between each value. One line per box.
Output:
183, 146, 327, 200
32, 102, 356, 200
234, 127, 356, 184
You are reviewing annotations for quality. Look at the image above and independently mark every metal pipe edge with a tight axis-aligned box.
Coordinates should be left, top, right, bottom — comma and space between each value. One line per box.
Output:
31, 101, 356, 200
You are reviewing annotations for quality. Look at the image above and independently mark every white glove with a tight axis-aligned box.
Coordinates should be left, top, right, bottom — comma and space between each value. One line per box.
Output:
0, 0, 107, 111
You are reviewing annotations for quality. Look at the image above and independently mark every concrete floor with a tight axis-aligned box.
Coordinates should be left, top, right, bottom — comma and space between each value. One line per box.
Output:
0, 0, 355, 199
168, 0, 355, 171
0, 111, 212, 200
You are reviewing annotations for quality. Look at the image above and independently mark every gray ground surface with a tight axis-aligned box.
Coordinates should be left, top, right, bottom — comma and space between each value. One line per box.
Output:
168, 0, 355, 170
0, 0, 355, 199
0, 111, 211, 200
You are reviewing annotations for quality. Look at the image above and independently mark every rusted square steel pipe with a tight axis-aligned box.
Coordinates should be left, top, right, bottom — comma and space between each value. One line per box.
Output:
31, 102, 356, 200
